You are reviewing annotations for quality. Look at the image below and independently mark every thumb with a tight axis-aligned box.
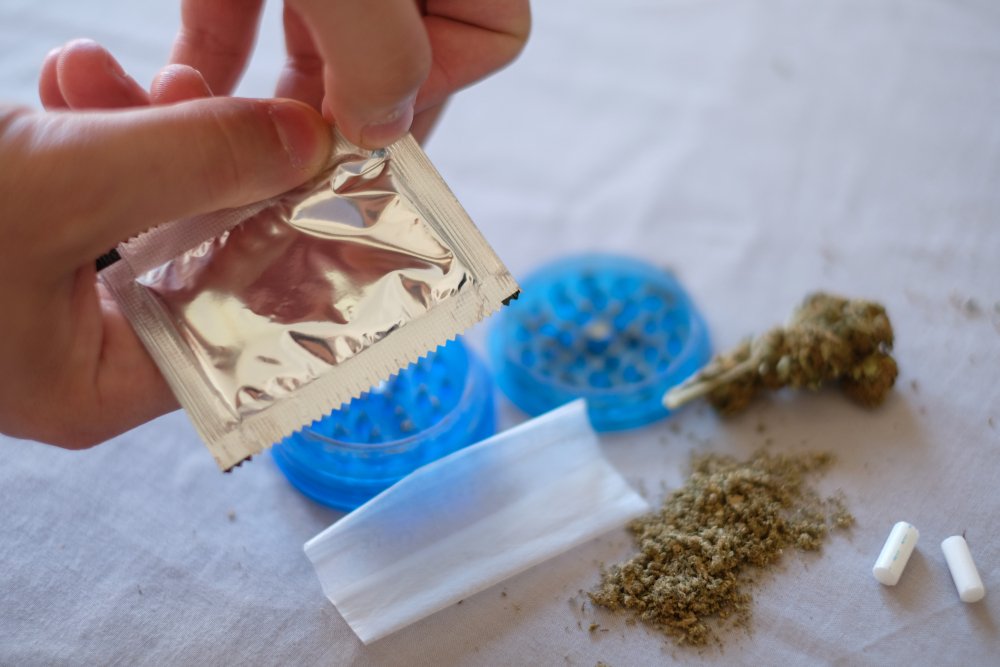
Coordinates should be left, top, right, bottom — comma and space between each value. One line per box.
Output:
2, 98, 332, 263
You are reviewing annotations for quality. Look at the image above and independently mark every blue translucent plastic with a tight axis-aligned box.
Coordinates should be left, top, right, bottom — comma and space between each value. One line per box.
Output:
271, 338, 495, 511
488, 254, 711, 430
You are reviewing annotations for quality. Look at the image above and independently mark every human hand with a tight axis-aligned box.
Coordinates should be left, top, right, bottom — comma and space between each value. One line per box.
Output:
0, 41, 332, 448
169, 0, 531, 148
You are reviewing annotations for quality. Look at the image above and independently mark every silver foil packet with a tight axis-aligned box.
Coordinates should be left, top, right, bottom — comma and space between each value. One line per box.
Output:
102, 133, 518, 470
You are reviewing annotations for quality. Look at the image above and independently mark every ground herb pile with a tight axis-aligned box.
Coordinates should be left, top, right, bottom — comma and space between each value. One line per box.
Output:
664, 293, 897, 415
590, 451, 853, 646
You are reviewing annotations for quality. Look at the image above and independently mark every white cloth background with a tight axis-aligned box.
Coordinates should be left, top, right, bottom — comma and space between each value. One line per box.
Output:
1, 0, 998, 664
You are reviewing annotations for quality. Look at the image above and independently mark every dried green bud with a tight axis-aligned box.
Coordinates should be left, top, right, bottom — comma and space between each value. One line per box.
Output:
664, 293, 897, 415
842, 352, 899, 407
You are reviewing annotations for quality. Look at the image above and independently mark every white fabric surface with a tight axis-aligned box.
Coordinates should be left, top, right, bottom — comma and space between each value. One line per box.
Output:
2, 0, 999, 665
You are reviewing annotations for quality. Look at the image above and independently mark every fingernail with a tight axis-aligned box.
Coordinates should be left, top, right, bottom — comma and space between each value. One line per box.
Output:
102, 52, 128, 80
269, 100, 328, 171
64, 38, 134, 83
65, 37, 99, 52
359, 99, 415, 149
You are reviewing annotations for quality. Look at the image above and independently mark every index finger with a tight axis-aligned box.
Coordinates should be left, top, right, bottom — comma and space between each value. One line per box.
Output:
288, 0, 432, 148
169, 0, 265, 95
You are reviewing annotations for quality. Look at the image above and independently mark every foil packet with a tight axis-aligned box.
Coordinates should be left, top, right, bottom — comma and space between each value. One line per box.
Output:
101, 133, 518, 471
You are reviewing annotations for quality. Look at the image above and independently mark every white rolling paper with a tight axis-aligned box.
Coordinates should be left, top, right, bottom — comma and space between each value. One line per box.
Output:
303, 400, 650, 644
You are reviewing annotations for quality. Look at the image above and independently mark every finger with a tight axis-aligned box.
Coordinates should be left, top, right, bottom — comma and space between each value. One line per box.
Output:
55, 39, 150, 110
94, 283, 179, 440
0, 267, 179, 448
288, 0, 432, 148
151, 64, 213, 105
274, 5, 325, 111
169, 0, 265, 96
2, 97, 332, 263
39, 47, 69, 109
409, 101, 447, 145
417, 0, 530, 111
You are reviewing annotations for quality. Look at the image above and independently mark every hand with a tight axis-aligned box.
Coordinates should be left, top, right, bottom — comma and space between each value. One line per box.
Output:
169, 0, 531, 148
0, 41, 332, 448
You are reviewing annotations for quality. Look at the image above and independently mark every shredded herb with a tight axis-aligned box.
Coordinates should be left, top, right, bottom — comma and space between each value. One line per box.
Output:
590, 451, 853, 647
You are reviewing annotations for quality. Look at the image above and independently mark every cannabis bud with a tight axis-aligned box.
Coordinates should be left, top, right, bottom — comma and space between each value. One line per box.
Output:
664, 293, 897, 415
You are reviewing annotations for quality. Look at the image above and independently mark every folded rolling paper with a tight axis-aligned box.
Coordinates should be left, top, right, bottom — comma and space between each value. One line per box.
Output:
303, 400, 650, 644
